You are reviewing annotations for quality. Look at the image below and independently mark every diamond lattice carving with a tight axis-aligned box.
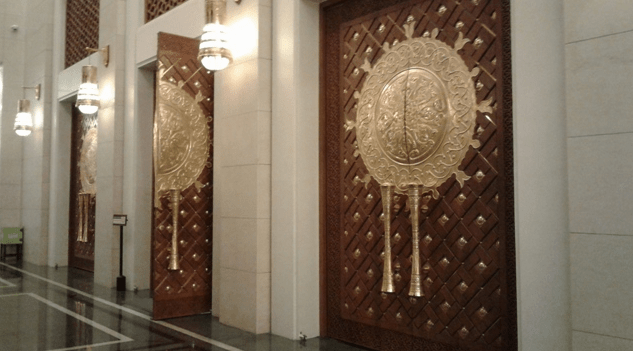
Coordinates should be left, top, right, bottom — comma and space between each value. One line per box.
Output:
65, 0, 99, 68
146, 0, 189, 23
324, 0, 515, 350
152, 33, 214, 320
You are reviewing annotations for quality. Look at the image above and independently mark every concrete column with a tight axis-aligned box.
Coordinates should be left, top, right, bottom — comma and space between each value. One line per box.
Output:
0, 0, 26, 230
47, 0, 71, 267
512, 0, 571, 350
21, 0, 55, 266
213, 0, 273, 334
94, 0, 126, 288
270, 0, 320, 340
565, 2, 633, 350
121, 0, 151, 291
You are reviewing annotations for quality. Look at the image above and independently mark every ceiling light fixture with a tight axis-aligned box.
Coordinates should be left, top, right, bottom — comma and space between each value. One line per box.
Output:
198, 0, 240, 71
14, 84, 40, 137
76, 46, 109, 114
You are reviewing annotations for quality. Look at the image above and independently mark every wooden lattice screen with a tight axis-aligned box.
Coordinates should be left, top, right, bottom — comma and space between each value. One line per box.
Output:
145, 0, 189, 23
65, 0, 100, 68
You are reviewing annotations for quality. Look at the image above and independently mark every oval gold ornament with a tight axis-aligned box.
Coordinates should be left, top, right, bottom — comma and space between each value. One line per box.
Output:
153, 81, 210, 200
79, 127, 98, 194
352, 25, 490, 195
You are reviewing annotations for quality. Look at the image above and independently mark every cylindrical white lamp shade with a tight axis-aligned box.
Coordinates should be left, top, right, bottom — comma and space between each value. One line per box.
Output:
198, 0, 233, 71
76, 65, 100, 114
14, 99, 33, 136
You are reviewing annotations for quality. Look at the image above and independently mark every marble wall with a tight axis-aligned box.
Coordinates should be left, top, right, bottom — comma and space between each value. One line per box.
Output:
214, 0, 272, 334
565, 1, 633, 350
21, 0, 54, 266
0, 0, 54, 265
0, 0, 26, 233
512, 0, 571, 349
0, 0, 593, 346
270, 0, 320, 340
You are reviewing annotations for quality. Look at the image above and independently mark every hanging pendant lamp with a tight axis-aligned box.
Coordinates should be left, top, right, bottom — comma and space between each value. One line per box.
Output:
76, 65, 100, 114
14, 84, 40, 137
198, 0, 239, 71
14, 99, 33, 136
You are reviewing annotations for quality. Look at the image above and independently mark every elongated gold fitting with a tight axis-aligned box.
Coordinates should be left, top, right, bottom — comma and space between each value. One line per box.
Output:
77, 193, 84, 242
380, 185, 395, 293
168, 189, 181, 270
408, 185, 424, 297
83, 194, 92, 242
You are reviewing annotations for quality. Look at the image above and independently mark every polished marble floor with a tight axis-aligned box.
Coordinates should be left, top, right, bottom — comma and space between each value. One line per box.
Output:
0, 259, 371, 351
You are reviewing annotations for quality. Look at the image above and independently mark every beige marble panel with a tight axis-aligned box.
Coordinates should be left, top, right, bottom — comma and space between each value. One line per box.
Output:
24, 26, 52, 68
0, 185, 22, 210
219, 164, 270, 219
215, 58, 261, 118
256, 165, 271, 219
21, 208, 42, 263
566, 31, 633, 137
571, 233, 633, 340
98, 106, 116, 144
0, 209, 21, 227
220, 217, 258, 272
258, 5, 272, 60
21, 156, 43, 187
564, 0, 633, 43
573, 331, 633, 351
258, 58, 272, 112
219, 267, 257, 332
215, 111, 270, 167
257, 111, 272, 165
0, 158, 23, 185
256, 272, 271, 333
227, 1, 260, 64
40, 181, 50, 210
4, 0, 26, 16
568, 133, 633, 235
218, 165, 257, 218
256, 218, 270, 273
30, 0, 54, 31
97, 140, 115, 179
94, 174, 116, 288
19, 182, 41, 211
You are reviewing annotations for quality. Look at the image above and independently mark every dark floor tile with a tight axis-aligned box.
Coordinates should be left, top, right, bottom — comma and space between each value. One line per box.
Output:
0, 261, 375, 351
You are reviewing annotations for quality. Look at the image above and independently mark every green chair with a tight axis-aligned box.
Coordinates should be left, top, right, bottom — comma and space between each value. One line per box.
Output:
0, 227, 23, 261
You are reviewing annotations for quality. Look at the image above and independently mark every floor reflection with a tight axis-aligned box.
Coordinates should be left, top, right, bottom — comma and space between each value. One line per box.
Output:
0, 261, 371, 351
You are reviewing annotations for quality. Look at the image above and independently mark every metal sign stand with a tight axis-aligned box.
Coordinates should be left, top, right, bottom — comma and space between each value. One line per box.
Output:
113, 214, 128, 291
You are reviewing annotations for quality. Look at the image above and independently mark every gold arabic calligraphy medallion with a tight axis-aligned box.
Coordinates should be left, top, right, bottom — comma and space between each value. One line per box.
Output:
153, 80, 210, 203
349, 24, 492, 195
79, 127, 98, 194
348, 23, 493, 296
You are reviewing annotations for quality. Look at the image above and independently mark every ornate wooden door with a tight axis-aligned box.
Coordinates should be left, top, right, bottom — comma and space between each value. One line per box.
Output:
152, 32, 214, 320
321, 0, 516, 350
68, 107, 97, 272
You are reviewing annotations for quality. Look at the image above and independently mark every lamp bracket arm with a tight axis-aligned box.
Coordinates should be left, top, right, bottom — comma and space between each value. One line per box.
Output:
21, 84, 41, 100
85, 45, 110, 68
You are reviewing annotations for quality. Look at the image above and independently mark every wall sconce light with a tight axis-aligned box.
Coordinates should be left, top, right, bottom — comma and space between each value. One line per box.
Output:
198, 0, 240, 71
14, 84, 40, 137
76, 46, 109, 114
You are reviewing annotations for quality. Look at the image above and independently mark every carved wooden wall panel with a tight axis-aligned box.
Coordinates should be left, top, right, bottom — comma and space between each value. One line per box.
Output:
152, 32, 214, 320
68, 108, 97, 272
145, 0, 189, 23
65, 0, 100, 68
322, 0, 515, 350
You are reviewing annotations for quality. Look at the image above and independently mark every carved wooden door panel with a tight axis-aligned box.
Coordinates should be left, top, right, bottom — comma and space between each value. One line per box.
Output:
322, 1, 516, 350
152, 32, 214, 320
69, 107, 97, 272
